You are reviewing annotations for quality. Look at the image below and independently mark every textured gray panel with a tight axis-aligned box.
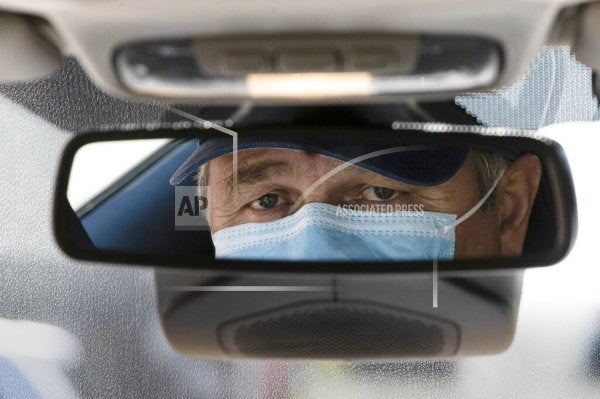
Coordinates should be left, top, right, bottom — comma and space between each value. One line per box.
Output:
0, 57, 233, 133
456, 47, 600, 129
0, 58, 168, 132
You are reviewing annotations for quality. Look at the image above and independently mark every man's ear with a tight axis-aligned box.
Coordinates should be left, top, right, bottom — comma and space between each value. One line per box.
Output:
497, 154, 542, 256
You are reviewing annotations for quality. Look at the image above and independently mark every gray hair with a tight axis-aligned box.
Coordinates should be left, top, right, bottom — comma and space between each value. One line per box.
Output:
196, 163, 209, 197
469, 149, 510, 212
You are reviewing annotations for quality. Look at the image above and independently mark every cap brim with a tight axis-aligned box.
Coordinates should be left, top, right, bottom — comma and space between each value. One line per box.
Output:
170, 138, 470, 186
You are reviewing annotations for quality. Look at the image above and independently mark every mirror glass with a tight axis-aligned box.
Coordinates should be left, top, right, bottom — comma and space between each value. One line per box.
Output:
57, 126, 575, 268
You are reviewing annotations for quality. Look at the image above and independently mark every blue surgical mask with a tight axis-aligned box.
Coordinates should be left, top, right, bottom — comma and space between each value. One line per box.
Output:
213, 203, 456, 261
212, 172, 503, 261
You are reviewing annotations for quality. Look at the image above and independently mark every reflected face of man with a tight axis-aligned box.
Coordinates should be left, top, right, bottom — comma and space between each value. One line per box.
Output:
204, 148, 542, 258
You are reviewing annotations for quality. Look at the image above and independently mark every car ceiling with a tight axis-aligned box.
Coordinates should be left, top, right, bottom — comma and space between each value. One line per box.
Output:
0, 0, 593, 102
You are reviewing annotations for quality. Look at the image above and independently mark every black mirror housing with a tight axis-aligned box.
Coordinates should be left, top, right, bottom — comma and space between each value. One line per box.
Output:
54, 125, 577, 273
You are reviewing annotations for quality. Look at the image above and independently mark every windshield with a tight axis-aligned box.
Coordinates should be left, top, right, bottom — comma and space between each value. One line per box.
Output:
1, 47, 600, 398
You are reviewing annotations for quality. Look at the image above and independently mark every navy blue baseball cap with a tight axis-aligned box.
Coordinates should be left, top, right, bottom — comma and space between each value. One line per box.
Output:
170, 134, 471, 186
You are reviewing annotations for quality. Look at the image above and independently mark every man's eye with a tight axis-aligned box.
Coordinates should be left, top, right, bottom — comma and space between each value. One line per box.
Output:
363, 186, 399, 201
251, 193, 283, 209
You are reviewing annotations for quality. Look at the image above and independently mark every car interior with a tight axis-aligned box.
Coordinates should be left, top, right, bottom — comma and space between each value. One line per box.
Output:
1, 0, 600, 397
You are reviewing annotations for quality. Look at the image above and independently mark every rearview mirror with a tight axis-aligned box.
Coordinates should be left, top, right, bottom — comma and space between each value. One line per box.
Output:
54, 124, 576, 272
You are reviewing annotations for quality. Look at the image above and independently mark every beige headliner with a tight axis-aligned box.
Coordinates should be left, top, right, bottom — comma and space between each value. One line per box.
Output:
0, 0, 594, 103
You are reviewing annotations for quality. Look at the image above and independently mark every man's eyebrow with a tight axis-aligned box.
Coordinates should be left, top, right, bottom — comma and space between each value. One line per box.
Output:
222, 160, 294, 190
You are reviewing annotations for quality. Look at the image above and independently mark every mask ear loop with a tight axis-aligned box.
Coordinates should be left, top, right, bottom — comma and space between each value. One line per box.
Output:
431, 168, 505, 308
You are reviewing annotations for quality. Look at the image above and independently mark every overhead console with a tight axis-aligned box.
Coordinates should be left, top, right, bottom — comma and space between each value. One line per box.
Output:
114, 34, 502, 101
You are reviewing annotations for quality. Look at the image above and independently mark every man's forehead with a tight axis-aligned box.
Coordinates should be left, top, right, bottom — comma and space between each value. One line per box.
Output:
211, 148, 343, 175
209, 147, 431, 192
